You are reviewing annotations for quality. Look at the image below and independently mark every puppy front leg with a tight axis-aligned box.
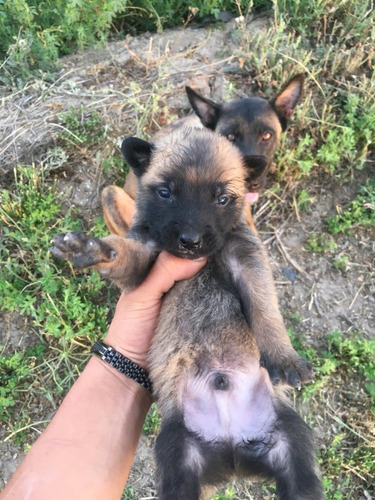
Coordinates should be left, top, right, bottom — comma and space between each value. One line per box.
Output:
224, 228, 314, 387
51, 232, 157, 292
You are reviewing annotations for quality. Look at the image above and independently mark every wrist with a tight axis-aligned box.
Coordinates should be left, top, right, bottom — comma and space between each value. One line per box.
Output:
92, 339, 153, 394
103, 332, 149, 370
90, 353, 153, 403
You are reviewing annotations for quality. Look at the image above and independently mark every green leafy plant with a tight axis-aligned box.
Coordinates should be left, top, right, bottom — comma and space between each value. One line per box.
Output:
296, 188, 314, 211
121, 486, 136, 499
60, 107, 106, 146
305, 233, 338, 253
211, 487, 235, 499
333, 255, 349, 272
326, 180, 375, 234
142, 403, 161, 435
327, 331, 375, 397
0, 342, 47, 420
0, 164, 117, 342
0, 0, 255, 83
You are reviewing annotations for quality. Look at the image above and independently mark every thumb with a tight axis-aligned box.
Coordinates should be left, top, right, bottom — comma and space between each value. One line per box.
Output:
132, 251, 207, 300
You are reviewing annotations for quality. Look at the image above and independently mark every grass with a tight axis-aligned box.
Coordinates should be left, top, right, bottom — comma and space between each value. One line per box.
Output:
0, 0, 257, 85
326, 179, 375, 234
305, 233, 338, 254
287, 329, 375, 500
0, 163, 118, 430
1, 0, 374, 498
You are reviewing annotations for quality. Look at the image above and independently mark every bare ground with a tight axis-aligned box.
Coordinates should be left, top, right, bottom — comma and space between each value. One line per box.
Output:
1, 15, 374, 499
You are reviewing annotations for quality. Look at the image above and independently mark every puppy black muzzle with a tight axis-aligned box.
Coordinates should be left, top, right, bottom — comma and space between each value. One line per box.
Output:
243, 155, 270, 191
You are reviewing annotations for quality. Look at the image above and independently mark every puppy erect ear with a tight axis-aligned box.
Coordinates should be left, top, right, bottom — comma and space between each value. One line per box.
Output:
271, 73, 305, 130
185, 86, 221, 130
121, 137, 155, 177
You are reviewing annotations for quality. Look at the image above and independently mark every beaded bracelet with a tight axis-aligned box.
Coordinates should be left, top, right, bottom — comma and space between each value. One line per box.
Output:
91, 340, 152, 392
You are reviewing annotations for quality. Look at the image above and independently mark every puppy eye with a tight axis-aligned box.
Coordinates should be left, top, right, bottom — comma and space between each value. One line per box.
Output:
262, 131, 272, 141
227, 134, 235, 142
217, 195, 230, 206
158, 188, 171, 199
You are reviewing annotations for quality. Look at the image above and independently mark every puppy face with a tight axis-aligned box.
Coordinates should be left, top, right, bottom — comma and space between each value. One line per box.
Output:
122, 129, 246, 258
214, 98, 282, 192
186, 74, 305, 194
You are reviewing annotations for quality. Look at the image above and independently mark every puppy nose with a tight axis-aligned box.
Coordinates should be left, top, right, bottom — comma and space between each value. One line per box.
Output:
244, 155, 268, 172
179, 233, 201, 250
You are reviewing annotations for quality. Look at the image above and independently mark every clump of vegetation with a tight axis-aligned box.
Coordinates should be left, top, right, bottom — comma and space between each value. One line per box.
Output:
305, 233, 338, 253
60, 107, 106, 146
0, 165, 113, 341
0, 165, 117, 425
0, 0, 258, 84
289, 329, 375, 499
291, 329, 374, 404
332, 255, 349, 272
142, 403, 161, 435
122, 486, 136, 500
211, 487, 235, 500
326, 330, 375, 403
326, 180, 375, 234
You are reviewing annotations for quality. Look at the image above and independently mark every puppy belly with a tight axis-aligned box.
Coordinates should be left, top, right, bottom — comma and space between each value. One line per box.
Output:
182, 360, 277, 444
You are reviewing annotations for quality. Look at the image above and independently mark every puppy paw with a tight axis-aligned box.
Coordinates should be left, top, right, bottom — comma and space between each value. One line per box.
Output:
260, 352, 314, 389
50, 231, 117, 268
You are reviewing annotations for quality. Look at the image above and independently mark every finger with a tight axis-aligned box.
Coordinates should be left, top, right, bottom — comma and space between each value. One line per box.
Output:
132, 252, 207, 300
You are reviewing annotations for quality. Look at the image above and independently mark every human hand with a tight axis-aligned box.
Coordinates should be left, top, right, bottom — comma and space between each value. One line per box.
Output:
104, 251, 207, 369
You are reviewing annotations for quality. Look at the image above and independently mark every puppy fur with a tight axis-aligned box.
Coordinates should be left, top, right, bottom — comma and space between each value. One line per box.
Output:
51, 128, 323, 500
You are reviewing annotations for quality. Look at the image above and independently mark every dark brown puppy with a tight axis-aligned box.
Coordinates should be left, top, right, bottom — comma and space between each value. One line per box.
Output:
51, 128, 323, 500
103, 74, 304, 236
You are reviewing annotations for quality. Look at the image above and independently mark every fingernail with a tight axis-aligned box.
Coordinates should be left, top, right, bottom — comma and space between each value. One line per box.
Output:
194, 257, 207, 262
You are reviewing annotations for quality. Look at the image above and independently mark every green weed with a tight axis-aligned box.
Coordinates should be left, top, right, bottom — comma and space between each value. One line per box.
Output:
316, 96, 375, 172
327, 331, 375, 393
296, 188, 314, 211
0, 165, 113, 340
277, 0, 374, 48
0, 164, 118, 425
0, 0, 254, 83
0, 349, 32, 420
320, 443, 374, 500
290, 329, 375, 496
211, 487, 235, 499
305, 233, 337, 253
60, 107, 106, 146
121, 486, 136, 500
332, 255, 349, 272
142, 403, 161, 436
326, 180, 375, 234
290, 328, 375, 404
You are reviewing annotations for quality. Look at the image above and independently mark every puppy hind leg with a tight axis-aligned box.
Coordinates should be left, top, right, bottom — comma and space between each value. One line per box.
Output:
155, 417, 204, 500
101, 185, 136, 236
268, 405, 324, 500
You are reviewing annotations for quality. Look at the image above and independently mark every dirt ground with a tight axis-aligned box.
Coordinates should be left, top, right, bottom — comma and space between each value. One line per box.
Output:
1, 15, 374, 499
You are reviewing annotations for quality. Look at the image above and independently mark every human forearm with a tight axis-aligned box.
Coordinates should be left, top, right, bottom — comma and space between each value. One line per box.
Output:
1, 252, 207, 500
1, 356, 152, 500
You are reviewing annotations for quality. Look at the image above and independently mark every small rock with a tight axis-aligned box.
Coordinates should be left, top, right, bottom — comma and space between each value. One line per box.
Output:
282, 268, 297, 283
